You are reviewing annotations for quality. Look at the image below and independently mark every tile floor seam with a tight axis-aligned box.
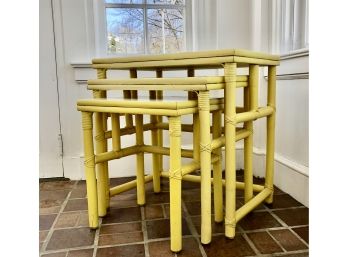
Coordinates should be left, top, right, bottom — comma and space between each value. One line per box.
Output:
161, 203, 167, 218
267, 206, 307, 211
265, 229, 287, 253
97, 241, 145, 248
40, 181, 78, 255
92, 217, 102, 257
239, 226, 262, 256
141, 206, 150, 257
145, 235, 195, 244
264, 205, 309, 248
41, 245, 95, 255
270, 249, 309, 256
287, 227, 309, 248
181, 200, 208, 257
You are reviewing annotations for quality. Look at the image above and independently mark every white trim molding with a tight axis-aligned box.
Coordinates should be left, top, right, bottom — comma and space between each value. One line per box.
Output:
264, 48, 309, 80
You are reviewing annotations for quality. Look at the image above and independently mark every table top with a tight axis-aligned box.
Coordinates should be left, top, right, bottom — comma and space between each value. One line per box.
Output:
91, 49, 280, 70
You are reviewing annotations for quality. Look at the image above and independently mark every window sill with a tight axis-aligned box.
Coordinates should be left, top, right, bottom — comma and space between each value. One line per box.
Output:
265, 48, 309, 80
71, 63, 93, 84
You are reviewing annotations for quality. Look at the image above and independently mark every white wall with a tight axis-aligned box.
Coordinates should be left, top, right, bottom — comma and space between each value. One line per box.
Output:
40, 0, 309, 206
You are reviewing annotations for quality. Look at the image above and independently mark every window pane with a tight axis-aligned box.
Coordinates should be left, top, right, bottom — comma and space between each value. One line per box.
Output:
106, 8, 144, 54
105, 0, 143, 4
147, 0, 184, 5
147, 8, 184, 54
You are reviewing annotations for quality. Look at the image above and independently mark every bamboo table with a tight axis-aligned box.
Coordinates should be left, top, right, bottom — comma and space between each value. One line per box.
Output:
83, 49, 280, 250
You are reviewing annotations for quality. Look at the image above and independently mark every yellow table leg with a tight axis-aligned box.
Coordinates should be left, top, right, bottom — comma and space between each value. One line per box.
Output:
150, 90, 161, 193
212, 110, 223, 222
265, 66, 276, 204
123, 90, 133, 127
169, 116, 182, 252
94, 108, 107, 217
135, 113, 146, 205
198, 90, 212, 244
224, 63, 237, 238
93, 68, 109, 216
81, 111, 98, 228
244, 64, 259, 203
156, 69, 163, 176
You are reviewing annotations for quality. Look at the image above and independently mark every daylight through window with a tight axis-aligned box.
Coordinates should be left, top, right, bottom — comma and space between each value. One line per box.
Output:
105, 0, 186, 55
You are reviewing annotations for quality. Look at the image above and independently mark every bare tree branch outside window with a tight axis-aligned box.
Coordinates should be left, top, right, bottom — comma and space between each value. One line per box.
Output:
105, 0, 185, 54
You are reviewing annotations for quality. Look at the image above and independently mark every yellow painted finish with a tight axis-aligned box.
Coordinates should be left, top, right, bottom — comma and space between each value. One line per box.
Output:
111, 113, 121, 151
236, 107, 274, 123
212, 110, 223, 223
77, 49, 280, 251
224, 63, 237, 238
236, 188, 272, 222
168, 116, 182, 252
140, 145, 193, 158
150, 90, 161, 193
135, 114, 146, 205
265, 66, 277, 204
95, 146, 140, 163
94, 111, 107, 217
163, 173, 265, 192
81, 112, 98, 228
123, 90, 133, 127
156, 69, 164, 176
94, 70, 109, 216
198, 91, 212, 244
110, 175, 153, 196
244, 65, 259, 203
92, 49, 280, 70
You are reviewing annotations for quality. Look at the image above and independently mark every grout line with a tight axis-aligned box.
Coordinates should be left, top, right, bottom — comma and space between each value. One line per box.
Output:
265, 230, 287, 253
264, 205, 309, 248
41, 246, 94, 255
181, 201, 208, 257
239, 226, 262, 256
266, 205, 307, 211
141, 206, 150, 257
161, 203, 167, 218
92, 217, 102, 257
270, 249, 309, 256
40, 181, 79, 256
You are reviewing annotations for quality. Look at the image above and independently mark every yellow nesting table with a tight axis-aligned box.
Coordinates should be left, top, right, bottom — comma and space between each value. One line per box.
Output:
77, 49, 280, 252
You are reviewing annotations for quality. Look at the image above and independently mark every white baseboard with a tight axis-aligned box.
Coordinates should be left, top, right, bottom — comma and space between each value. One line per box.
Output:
235, 146, 309, 207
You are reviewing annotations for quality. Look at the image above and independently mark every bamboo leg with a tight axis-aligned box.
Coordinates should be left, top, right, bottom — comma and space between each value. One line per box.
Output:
187, 68, 195, 100
94, 109, 107, 217
101, 91, 110, 210
224, 63, 237, 238
244, 65, 259, 203
193, 113, 200, 164
150, 90, 161, 193
111, 113, 121, 151
123, 90, 133, 127
156, 69, 163, 175
265, 66, 276, 204
93, 68, 109, 216
212, 110, 223, 222
81, 112, 98, 228
168, 116, 182, 252
135, 114, 146, 205
198, 90, 212, 244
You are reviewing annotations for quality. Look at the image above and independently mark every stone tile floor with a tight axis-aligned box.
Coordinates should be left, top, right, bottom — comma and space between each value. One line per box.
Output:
39, 174, 309, 257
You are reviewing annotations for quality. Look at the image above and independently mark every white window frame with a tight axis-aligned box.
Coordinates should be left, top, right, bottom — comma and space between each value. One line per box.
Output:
93, 0, 192, 57
270, 0, 308, 55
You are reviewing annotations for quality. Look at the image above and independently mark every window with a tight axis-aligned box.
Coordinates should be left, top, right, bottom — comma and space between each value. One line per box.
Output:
103, 0, 189, 55
271, 0, 308, 54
